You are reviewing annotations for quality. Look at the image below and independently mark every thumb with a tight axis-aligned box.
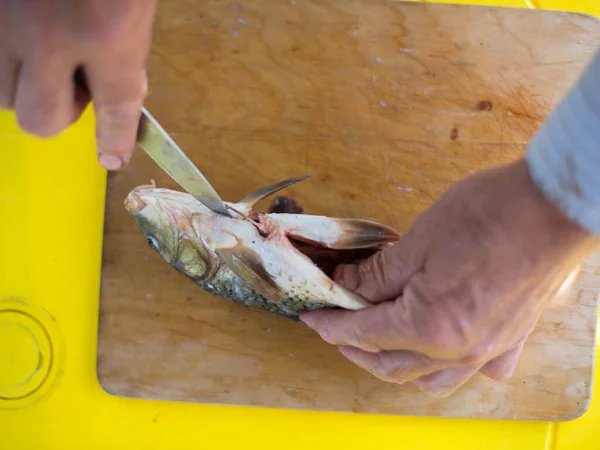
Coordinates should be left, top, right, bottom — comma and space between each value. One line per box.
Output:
479, 340, 525, 381
299, 301, 402, 352
334, 238, 422, 304
300, 278, 447, 356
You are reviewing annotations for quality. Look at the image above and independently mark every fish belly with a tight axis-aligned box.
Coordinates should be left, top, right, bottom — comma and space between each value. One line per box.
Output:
197, 263, 333, 320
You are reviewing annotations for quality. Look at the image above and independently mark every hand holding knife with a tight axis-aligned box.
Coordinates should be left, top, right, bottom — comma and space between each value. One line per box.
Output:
74, 68, 232, 218
136, 108, 232, 217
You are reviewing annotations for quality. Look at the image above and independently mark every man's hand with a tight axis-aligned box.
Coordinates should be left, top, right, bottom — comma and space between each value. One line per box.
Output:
300, 158, 599, 397
0, 0, 158, 170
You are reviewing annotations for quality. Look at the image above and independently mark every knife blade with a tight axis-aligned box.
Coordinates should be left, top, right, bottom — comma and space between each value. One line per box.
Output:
71, 69, 230, 217
136, 107, 232, 217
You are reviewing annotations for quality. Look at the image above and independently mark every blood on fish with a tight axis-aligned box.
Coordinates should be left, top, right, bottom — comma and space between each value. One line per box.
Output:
268, 196, 376, 278
269, 196, 304, 214
289, 239, 378, 279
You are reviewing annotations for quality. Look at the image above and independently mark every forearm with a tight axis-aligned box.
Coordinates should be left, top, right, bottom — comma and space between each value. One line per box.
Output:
526, 48, 600, 234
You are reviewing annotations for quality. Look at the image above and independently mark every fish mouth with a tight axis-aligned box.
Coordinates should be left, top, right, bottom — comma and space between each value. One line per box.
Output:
124, 190, 147, 213
124, 182, 161, 213
289, 239, 379, 279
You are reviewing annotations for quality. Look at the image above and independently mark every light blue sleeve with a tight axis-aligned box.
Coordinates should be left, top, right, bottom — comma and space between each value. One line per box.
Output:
526, 48, 600, 235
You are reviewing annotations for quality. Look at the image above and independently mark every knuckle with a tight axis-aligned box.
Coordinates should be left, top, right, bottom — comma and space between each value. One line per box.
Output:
352, 326, 381, 352
317, 326, 336, 345
80, 1, 155, 47
368, 354, 412, 383
368, 362, 386, 379
315, 318, 364, 349
426, 326, 487, 363
84, 25, 120, 46
378, 363, 409, 383
361, 251, 387, 288
96, 101, 143, 124
95, 101, 142, 151
369, 359, 399, 382
316, 311, 382, 351
417, 312, 468, 359
414, 367, 474, 397
380, 353, 429, 382
343, 330, 375, 352
17, 102, 63, 137
92, 72, 147, 130
416, 380, 455, 398
488, 368, 513, 381
82, 6, 135, 45
19, 119, 60, 138
408, 288, 488, 362
24, 11, 56, 43
459, 342, 492, 365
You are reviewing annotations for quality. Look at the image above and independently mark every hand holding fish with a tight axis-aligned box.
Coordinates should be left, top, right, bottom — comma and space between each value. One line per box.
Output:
0, 0, 157, 170
300, 159, 600, 397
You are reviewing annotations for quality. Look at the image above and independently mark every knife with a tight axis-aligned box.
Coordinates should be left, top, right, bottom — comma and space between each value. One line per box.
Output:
72, 67, 231, 217
136, 107, 232, 217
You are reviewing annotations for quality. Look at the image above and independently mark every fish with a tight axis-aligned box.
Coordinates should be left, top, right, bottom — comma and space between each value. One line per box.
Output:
124, 175, 401, 320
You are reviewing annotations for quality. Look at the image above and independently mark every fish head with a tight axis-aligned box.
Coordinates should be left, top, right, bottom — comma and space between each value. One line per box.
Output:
124, 184, 212, 280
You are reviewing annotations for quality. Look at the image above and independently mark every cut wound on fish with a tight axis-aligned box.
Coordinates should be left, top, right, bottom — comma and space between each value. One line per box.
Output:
269, 196, 304, 214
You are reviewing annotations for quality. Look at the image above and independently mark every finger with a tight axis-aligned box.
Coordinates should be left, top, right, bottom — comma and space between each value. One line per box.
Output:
14, 56, 78, 137
338, 345, 445, 383
302, 271, 466, 359
479, 339, 525, 381
300, 302, 401, 352
86, 59, 147, 170
301, 290, 456, 358
0, 55, 19, 109
413, 365, 481, 397
333, 238, 422, 304
81, 0, 157, 171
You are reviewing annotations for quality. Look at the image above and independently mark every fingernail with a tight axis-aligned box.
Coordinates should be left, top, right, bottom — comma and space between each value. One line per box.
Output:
99, 153, 124, 170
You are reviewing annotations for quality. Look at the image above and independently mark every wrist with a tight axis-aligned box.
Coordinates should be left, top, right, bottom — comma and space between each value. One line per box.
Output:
513, 158, 598, 257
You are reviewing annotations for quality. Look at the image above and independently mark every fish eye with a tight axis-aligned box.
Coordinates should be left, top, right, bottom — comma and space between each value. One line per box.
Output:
146, 235, 160, 251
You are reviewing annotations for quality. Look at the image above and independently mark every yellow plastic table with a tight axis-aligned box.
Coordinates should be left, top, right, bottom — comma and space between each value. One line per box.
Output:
1, 1, 599, 448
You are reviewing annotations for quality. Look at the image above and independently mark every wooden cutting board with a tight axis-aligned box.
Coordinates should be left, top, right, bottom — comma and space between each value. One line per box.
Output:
97, 0, 600, 420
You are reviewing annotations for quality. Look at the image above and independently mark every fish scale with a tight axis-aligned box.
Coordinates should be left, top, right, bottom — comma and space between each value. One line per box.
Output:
199, 264, 332, 321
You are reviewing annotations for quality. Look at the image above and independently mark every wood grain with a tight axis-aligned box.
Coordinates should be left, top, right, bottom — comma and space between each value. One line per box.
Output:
97, 0, 600, 420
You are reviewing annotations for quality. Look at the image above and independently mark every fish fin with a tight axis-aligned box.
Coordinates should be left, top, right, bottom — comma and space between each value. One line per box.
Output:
236, 175, 311, 210
336, 285, 370, 310
330, 218, 401, 249
267, 215, 400, 250
217, 245, 283, 303
195, 235, 220, 282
